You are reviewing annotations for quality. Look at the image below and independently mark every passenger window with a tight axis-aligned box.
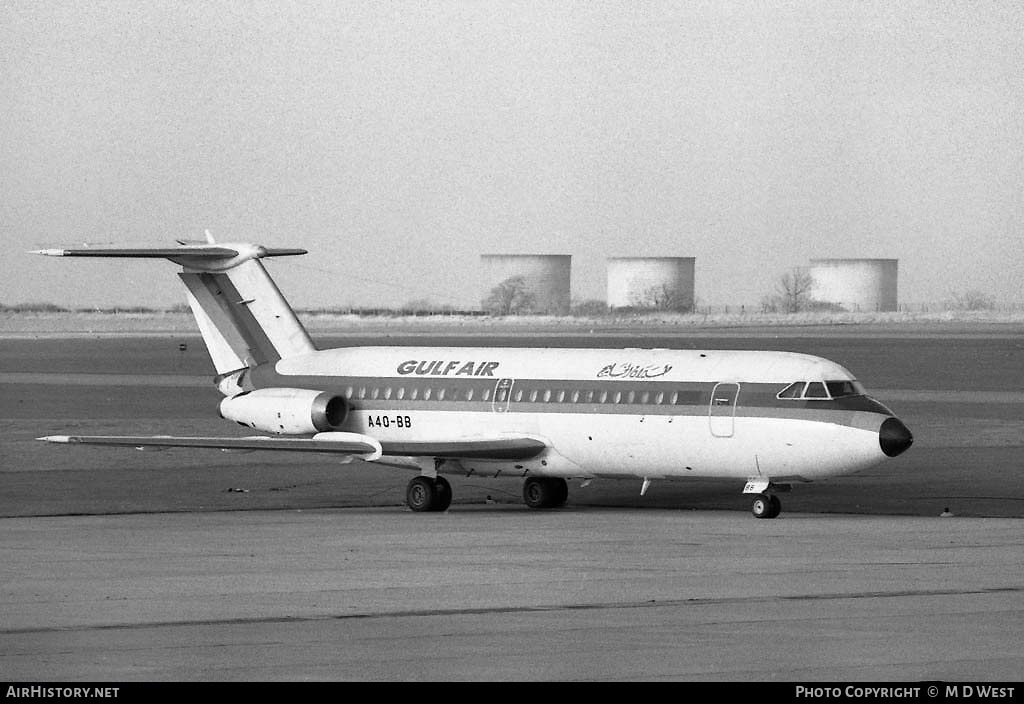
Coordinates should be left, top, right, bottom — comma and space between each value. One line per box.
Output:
383, 387, 392, 400
626, 390, 635, 404
557, 390, 566, 403
598, 390, 608, 403
655, 391, 664, 404
345, 386, 354, 398
529, 389, 538, 402
585, 390, 595, 403
777, 382, 805, 400
397, 387, 406, 400
423, 388, 433, 401
371, 387, 380, 400
639, 391, 649, 404
437, 388, 446, 401
410, 387, 419, 400
483, 388, 492, 401
357, 387, 366, 399
466, 388, 474, 401
543, 389, 552, 403
804, 382, 828, 399
669, 391, 679, 404
514, 389, 523, 402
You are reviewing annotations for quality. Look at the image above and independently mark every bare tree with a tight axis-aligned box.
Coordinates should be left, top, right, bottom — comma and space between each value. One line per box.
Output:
947, 290, 996, 311
482, 276, 535, 315
773, 268, 816, 313
628, 281, 692, 312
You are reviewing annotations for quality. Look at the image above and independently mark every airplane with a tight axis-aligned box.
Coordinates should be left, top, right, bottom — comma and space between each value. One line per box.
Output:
33, 237, 913, 518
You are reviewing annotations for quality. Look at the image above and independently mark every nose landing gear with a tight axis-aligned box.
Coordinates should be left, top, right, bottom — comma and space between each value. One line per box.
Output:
744, 478, 788, 519
751, 493, 782, 519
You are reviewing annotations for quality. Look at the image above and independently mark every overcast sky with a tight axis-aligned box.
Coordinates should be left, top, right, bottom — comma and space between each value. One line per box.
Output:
2, 1, 1022, 310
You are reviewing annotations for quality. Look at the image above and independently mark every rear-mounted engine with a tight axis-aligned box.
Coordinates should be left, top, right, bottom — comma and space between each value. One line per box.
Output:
219, 388, 349, 435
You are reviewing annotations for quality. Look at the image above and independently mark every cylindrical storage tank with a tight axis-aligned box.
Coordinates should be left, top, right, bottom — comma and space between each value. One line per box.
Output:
807, 259, 898, 312
480, 254, 572, 315
606, 257, 695, 312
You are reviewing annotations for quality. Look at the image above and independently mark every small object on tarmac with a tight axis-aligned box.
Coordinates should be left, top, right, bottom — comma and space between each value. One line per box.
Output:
940, 507, 954, 517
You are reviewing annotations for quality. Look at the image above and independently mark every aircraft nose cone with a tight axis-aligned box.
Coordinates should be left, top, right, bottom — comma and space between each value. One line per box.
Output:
879, 417, 913, 457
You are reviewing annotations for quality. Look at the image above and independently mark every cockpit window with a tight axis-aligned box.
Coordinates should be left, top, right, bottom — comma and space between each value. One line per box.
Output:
778, 380, 864, 400
804, 381, 828, 398
777, 382, 805, 399
826, 380, 864, 398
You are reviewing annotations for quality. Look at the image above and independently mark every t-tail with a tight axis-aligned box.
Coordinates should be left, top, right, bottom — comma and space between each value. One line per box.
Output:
32, 237, 314, 378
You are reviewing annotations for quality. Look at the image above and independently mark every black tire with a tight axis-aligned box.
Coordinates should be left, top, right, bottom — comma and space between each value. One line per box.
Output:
550, 478, 568, 507
523, 477, 553, 509
767, 494, 782, 518
406, 476, 437, 512
433, 476, 452, 512
751, 494, 774, 519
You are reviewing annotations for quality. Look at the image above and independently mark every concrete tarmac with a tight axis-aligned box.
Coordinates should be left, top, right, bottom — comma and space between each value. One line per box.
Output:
3, 507, 1023, 681
2, 328, 1023, 680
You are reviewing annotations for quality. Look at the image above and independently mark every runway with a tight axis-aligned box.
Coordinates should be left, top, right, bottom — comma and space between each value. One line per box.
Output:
2, 326, 1023, 680
3, 508, 1022, 681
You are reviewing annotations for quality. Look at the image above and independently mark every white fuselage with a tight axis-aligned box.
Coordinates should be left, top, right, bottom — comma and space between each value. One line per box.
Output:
246, 345, 900, 484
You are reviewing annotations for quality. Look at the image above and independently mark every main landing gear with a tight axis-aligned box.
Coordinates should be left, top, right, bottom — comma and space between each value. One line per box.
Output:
522, 477, 568, 509
405, 475, 452, 512
405, 475, 569, 512
751, 493, 782, 519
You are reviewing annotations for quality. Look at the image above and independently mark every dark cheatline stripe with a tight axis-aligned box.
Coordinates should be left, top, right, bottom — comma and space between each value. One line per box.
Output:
250, 366, 895, 418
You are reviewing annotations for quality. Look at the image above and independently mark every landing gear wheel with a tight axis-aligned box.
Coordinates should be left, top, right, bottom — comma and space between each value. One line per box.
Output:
406, 477, 435, 512
523, 478, 568, 509
432, 475, 452, 512
752, 493, 781, 519
523, 477, 565, 509
523, 477, 548, 508
406, 476, 452, 512
550, 478, 568, 507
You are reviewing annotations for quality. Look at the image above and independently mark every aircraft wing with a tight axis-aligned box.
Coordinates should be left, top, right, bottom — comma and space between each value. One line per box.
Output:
379, 438, 547, 460
37, 433, 548, 462
38, 432, 382, 460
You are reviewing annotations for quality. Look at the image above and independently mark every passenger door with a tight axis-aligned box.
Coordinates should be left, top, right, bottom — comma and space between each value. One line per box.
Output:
709, 382, 739, 437
492, 378, 515, 413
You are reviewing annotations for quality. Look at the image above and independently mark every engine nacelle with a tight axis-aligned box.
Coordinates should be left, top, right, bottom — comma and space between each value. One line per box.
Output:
219, 388, 349, 435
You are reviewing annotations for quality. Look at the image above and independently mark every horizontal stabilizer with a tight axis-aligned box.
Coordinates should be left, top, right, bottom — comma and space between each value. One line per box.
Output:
31, 246, 306, 259
38, 432, 382, 461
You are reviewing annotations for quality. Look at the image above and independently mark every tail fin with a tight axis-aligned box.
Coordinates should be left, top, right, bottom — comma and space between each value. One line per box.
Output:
33, 241, 315, 375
